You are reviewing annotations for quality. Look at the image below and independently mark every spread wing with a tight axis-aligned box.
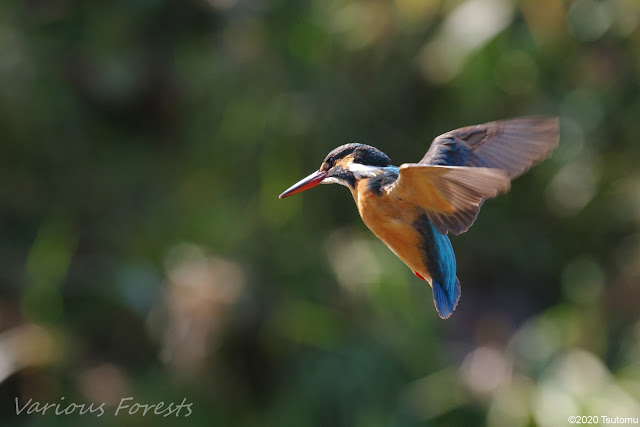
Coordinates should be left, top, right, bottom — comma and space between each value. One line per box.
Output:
420, 116, 559, 179
387, 165, 510, 235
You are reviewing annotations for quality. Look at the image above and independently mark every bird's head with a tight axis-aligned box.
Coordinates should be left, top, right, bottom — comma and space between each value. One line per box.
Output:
279, 143, 391, 198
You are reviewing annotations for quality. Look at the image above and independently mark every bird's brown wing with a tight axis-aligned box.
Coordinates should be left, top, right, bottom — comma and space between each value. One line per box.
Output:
387, 165, 510, 235
419, 116, 559, 179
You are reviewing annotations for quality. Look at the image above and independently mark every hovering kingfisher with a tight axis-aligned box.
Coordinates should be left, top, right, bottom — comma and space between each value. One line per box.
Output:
279, 117, 559, 318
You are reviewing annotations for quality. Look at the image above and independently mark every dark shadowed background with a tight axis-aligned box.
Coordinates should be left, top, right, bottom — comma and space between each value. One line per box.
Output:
1, 0, 640, 425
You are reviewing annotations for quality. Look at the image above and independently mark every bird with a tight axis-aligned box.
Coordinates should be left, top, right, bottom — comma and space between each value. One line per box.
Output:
279, 116, 559, 319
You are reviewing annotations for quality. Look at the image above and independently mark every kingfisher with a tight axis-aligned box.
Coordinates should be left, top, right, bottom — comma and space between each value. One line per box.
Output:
279, 116, 559, 318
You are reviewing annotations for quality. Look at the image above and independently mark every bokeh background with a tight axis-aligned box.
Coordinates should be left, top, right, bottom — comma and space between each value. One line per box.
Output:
1, 0, 640, 425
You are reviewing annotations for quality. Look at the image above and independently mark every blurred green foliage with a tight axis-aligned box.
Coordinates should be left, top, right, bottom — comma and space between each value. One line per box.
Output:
1, 0, 640, 425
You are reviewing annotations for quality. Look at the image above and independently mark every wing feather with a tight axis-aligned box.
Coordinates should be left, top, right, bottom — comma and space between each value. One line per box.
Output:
387, 164, 510, 235
420, 116, 559, 179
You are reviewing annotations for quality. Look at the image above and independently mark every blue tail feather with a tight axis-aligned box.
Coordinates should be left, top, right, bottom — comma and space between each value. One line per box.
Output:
413, 215, 461, 318
432, 277, 461, 319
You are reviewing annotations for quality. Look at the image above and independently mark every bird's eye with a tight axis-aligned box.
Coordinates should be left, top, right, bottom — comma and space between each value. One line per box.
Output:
324, 157, 335, 168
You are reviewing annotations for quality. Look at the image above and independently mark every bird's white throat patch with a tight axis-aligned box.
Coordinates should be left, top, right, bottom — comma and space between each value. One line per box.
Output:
322, 176, 347, 186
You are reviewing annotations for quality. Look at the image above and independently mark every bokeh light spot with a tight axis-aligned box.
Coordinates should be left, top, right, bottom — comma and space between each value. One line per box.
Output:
568, 0, 613, 41
546, 158, 599, 217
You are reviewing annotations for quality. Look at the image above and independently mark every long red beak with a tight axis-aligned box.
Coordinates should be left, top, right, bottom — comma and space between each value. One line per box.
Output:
279, 170, 327, 199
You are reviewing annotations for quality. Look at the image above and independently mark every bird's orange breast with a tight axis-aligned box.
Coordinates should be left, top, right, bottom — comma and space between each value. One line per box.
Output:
351, 180, 433, 284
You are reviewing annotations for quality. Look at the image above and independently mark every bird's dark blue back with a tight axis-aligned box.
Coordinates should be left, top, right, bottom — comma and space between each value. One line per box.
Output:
424, 137, 471, 167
